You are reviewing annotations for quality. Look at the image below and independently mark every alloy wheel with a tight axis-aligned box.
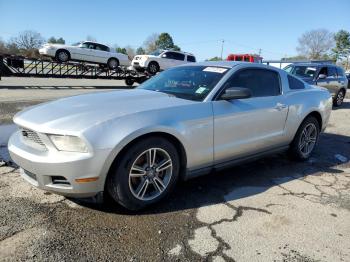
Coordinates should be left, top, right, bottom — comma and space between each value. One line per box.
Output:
58, 51, 68, 62
298, 123, 317, 157
149, 64, 157, 74
336, 91, 344, 106
128, 148, 173, 201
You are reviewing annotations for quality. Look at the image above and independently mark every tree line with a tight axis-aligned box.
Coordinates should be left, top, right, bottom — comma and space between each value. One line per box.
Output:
1, 29, 349, 69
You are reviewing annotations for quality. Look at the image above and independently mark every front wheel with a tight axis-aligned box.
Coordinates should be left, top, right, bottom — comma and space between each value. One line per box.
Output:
289, 116, 320, 160
333, 89, 345, 107
147, 61, 159, 75
107, 137, 180, 210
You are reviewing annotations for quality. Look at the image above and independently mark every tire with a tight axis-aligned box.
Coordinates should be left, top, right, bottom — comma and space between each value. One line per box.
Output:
289, 116, 320, 161
147, 61, 159, 75
125, 77, 135, 87
333, 89, 345, 107
55, 50, 70, 63
107, 137, 180, 210
107, 58, 119, 70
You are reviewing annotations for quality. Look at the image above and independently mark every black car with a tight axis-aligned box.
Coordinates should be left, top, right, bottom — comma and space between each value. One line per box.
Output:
284, 63, 348, 106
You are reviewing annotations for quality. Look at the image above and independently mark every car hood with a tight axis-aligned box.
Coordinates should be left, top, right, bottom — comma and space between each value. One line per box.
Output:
14, 89, 196, 133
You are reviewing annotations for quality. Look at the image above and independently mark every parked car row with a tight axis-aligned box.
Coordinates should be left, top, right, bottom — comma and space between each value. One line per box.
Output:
39, 41, 196, 73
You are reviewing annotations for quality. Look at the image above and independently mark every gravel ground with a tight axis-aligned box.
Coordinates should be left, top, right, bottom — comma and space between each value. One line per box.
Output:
0, 87, 350, 261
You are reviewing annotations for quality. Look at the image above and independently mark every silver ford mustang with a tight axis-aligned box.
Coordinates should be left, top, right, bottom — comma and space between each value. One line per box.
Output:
9, 62, 332, 210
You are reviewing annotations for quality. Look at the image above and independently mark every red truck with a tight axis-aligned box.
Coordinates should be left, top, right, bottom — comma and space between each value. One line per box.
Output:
227, 54, 262, 63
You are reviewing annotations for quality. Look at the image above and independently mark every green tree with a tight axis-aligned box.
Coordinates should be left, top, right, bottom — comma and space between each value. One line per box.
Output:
281, 55, 307, 61
116, 47, 127, 55
155, 33, 181, 51
206, 56, 222, 61
332, 30, 350, 67
48, 36, 65, 44
136, 47, 146, 55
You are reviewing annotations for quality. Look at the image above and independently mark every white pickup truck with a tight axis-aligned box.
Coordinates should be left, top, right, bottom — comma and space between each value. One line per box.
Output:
39, 41, 130, 69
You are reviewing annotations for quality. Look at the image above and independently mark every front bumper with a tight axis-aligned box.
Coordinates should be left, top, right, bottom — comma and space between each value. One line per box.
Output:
8, 130, 110, 198
38, 47, 56, 57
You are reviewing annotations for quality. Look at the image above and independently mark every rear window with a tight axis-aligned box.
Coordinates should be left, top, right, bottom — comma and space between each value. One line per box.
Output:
288, 75, 305, 90
187, 55, 196, 62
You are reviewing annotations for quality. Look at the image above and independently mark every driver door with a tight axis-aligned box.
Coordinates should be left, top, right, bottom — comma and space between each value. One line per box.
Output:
213, 68, 288, 164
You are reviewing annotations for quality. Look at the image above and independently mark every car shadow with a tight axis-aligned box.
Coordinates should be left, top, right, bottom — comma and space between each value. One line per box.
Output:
73, 132, 350, 215
333, 101, 350, 110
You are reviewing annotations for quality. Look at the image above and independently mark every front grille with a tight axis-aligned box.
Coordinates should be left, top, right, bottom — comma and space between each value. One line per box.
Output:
52, 176, 70, 185
21, 128, 47, 150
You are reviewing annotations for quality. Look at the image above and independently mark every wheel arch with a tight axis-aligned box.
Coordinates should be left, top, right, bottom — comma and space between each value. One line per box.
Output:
304, 111, 322, 130
103, 131, 188, 189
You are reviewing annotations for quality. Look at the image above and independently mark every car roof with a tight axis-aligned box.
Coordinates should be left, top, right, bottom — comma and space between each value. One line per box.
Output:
289, 63, 336, 67
179, 61, 273, 69
162, 50, 195, 56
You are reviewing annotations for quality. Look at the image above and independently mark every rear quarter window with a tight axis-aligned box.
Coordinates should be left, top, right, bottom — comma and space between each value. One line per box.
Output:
288, 75, 305, 90
187, 55, 196, 62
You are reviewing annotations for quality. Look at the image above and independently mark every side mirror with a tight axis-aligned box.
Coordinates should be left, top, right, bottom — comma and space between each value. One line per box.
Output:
220, 87, 251, 100
318, 74, 327, 79
161, 54, 167, 58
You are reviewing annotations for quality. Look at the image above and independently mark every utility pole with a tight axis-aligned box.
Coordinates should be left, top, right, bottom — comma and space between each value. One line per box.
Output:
258, 48, 262, 56
220, 39, 225, 60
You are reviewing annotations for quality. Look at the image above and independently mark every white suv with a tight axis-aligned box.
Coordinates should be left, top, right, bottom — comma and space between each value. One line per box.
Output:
131, 50, 196, 74
39, 41, 130, 69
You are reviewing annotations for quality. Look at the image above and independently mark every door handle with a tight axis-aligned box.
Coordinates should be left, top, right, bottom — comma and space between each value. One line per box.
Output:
274, 103, 287, 110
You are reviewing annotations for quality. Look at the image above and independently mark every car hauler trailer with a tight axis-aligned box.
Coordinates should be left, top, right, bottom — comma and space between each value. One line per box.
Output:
0, 54, 150, 86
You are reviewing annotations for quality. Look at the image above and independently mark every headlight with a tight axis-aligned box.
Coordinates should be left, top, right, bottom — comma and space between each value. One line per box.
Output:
49, 135, 88, 152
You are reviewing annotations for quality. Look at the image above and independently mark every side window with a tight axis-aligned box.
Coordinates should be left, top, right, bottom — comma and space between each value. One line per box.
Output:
173, 52, 185, 61
225, 69, 281, 97
162, 52, 174, 59
187, 55, 196, 62
327, 67, 337, 78
287, 75, 305, 90
284, 65, 293, 73
318, 67, 328, 76
95, 44, 110, 52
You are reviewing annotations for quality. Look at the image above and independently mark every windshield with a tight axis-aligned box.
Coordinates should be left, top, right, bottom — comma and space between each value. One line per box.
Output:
72, 42, 82, 46
149, 50, 163, 56
138, 66, 229, 101
285, 65, 317, 78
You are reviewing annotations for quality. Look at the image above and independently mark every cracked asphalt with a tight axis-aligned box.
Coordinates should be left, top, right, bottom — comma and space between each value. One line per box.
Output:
0, 86, 350, 261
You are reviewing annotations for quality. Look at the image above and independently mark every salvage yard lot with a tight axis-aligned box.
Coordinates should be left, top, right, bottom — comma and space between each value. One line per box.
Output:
0, 85, 350, 261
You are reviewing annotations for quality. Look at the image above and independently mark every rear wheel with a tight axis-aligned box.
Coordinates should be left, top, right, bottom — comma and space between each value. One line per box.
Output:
107, 58, 119, 70
107, 137, 180, 210
289, 116, 320, 160
55, 50, 70, 63
333, 89, 345, 107
147, 61, 159, 75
